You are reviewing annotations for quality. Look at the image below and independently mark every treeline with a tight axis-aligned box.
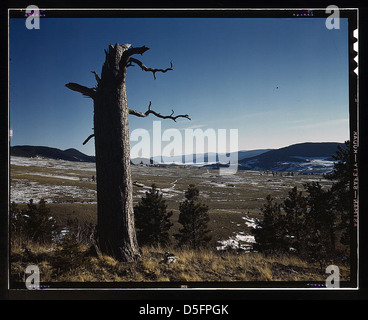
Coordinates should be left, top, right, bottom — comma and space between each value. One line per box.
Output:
252, 141, 351, 266
10, 199, 93, 273
10, 184, 212, 253
10, 200, 94, 247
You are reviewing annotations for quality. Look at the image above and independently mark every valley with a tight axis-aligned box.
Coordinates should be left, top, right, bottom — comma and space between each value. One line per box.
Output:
10, 155, 334, 250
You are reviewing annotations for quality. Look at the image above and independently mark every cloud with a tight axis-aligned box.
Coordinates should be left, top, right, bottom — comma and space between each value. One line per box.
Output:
175, 122, 207, 130
283, 119, 308, 124
289, 118, 349, 130
185, 124, 207, 129
225, 110, 277, 122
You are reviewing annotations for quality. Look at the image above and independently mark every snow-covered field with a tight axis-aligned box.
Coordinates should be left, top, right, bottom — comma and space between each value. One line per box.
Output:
10, 156, 97, 203
10, 178, 97, 204
278, 156, 336, 174
240, 156, 335, 174
11, 156, 96, 171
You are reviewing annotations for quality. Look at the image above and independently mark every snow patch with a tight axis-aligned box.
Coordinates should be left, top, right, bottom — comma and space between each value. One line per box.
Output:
242, 216, 257, 228
10, 179, 96, 203
216, 233, 255, 251
11, 156, 96, 171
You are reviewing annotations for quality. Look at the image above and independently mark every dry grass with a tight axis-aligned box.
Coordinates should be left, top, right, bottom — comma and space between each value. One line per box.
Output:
10, 241, 350, 286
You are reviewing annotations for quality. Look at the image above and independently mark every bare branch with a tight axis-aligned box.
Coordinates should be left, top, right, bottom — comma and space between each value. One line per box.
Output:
119, 45, 150, 71
129, 58, 173, 80
91, 71, 100, 84
129, 101, 191, 122
83, 134, 95, 145
122, 45, 150, 58
65, 83, 95, 99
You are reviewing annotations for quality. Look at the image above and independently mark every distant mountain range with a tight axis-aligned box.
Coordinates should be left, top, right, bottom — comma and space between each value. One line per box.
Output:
150, 149, 273, 165
10, 145, 270, 165
10, 142, 344, 173
10, 145, 96, 163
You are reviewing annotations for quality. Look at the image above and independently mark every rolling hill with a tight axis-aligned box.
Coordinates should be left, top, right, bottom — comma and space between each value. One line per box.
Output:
10, 142, 345, 174
10, 145, 96, 162
238, 142, 345, 173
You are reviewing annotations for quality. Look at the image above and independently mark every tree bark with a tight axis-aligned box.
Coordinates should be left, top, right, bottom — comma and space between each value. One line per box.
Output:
93, 43, 140, 261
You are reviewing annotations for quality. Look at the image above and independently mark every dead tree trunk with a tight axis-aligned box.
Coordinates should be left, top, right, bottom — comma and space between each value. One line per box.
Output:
66, 43, 190, 261
93, 44, 138, 261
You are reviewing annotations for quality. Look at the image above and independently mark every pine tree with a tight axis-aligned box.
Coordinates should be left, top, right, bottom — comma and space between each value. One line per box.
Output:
328, 141, 351, 190
174, 185, 211, 249
10, 202, 26, 246
53, 233, 88, 274
16, 199, 57, 244
283, 186, 308, 254
304, 182, 336, 266
24, 199, 57, 244
134, 184, 173, 247
327, 141, 351, 246
252, 195, 288, 254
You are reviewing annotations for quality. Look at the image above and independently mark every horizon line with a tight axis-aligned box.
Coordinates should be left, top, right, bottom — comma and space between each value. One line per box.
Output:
10, 140, 347, 158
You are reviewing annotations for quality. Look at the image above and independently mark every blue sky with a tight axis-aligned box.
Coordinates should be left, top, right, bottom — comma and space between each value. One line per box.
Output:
9, 17, 349, 156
